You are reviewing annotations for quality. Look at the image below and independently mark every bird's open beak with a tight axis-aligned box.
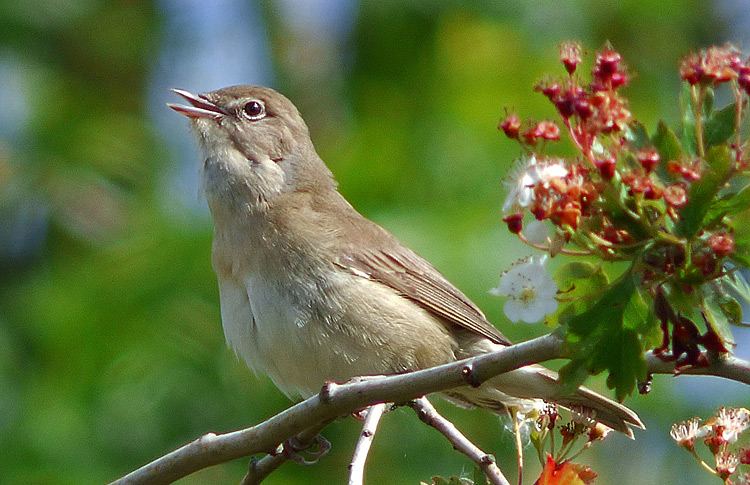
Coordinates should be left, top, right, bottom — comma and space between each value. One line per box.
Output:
167, 89, 224, 119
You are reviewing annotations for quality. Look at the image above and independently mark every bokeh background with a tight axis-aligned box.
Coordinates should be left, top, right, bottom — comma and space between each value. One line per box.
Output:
2, 1, 750, 483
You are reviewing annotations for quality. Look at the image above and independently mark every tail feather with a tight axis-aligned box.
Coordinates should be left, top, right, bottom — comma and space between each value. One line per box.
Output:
442, 365, 643, 437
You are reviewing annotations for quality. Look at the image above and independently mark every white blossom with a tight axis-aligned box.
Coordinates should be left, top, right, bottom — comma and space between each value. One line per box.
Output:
669, 417, 703, 449
712, 407, 750, 443
523, 220, 551, 245
715, 452, 739, 478
490, 255, 558, 323
502, 155, 568, 212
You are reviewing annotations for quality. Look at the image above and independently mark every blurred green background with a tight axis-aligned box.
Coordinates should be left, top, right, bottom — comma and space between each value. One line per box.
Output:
1, 1, 749, 484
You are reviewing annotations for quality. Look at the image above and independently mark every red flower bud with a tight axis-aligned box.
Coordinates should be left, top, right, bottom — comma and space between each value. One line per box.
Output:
559, 41, 582, 75
664, 183, 688, 207
502, 213, 524, 234
595, 158, 616, 180
637, 148, 661, 173
708, 233, 734, 257
499, 112, 521, 139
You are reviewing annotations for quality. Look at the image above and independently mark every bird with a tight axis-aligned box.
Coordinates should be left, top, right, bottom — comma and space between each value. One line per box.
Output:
168, 85, 643, 436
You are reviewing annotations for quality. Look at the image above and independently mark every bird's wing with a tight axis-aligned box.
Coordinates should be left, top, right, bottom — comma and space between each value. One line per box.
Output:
335, 237, 511, 346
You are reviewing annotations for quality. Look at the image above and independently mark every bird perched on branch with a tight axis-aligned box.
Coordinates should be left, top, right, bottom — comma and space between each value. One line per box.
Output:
168, 85, 642, 436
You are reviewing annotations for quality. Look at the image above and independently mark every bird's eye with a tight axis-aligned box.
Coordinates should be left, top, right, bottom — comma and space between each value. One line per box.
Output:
243, 100, 266, 120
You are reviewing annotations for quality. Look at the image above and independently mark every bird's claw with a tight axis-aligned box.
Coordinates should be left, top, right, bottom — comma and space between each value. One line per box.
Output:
283, 434, 331, 466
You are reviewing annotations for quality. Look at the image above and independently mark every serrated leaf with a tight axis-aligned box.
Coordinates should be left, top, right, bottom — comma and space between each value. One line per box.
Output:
600, 330, 645, 400
704, 102, 737, 147
652, 121, 683, 163
665, 283, 708, 333
558, 360, 592, 397
623, 286, 650, 331
561, 273, 645, 398
676, 145, 732, 238
567, 272, 635, 337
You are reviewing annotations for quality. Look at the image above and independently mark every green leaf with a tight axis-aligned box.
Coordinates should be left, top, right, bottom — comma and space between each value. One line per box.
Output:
555, 261, 608, 299
652, 121, 683, 163
623, 286, 650, 331
680, 83, 698, 155
558, 359, 591, 394
709, 272, 750, 328
560, 273, 645, 398
624, 121, 651, 149
567, 272, 635, 337
731, 241, 750, 267
702, 293, 736, 347
597, 330, 646, 400
676, 145, 732, 238
473, 467, 488, 485
704, 184, 750, 227
704, 102, 737, 147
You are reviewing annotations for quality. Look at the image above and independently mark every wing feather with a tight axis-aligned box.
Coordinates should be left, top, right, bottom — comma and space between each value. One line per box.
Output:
336, 244, 510, 346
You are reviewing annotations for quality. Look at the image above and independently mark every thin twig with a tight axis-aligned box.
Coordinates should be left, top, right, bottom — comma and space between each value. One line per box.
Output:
240, 420, 331, 485
410, 397, 511, 485
348, 403, 388, 485
510, 408, 523, 485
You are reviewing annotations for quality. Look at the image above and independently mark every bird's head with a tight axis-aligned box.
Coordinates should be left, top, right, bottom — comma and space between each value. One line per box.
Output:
169, 85, 334, 214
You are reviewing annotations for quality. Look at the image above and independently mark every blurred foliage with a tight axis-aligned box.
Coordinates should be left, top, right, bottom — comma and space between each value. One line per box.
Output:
0, 1, 748, 484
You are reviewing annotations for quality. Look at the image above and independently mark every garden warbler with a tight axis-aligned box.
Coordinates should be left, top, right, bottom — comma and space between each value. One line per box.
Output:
168, 85, 643, 435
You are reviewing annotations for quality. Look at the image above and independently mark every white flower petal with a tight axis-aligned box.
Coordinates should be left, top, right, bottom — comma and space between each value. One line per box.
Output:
492, 255, 558, 323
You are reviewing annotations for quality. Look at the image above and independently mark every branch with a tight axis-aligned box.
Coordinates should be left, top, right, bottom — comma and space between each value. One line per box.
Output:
410, 397, 511, 485
348, 403, 388, 485
110, 333, 564, 485
110, 334, 750, 485
645, 351, 750, 385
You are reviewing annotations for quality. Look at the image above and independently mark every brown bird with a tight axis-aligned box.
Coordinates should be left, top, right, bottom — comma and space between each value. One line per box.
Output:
168, 85, 643, 436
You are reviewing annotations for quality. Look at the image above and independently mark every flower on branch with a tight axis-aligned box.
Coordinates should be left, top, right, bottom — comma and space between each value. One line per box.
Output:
498, 41, 750, 400
490, 255, 558, 323
715, 452, 740, 481
502, 155, 569, 212
669, 417, 704, 451
710, 407, 750, 444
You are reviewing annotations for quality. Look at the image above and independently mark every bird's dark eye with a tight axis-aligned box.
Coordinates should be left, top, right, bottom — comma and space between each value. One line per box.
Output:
243, 100, 266, 120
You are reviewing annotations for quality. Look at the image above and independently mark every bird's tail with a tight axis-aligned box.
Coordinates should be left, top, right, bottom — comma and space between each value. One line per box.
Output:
443, 365, 643, 437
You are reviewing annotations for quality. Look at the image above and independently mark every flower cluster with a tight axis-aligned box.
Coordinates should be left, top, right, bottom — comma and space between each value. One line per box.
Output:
516, 402, 609, 484
670, 407, 750, 483
495, 42, 750, 400
679, 44, 750, 95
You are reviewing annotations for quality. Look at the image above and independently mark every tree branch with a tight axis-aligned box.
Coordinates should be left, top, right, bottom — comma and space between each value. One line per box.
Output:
348, 403, 388, 485
645, 351, 750, 385
410, 397, 511, 485
109, 334, 750, 485
110, 333, 563, 485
